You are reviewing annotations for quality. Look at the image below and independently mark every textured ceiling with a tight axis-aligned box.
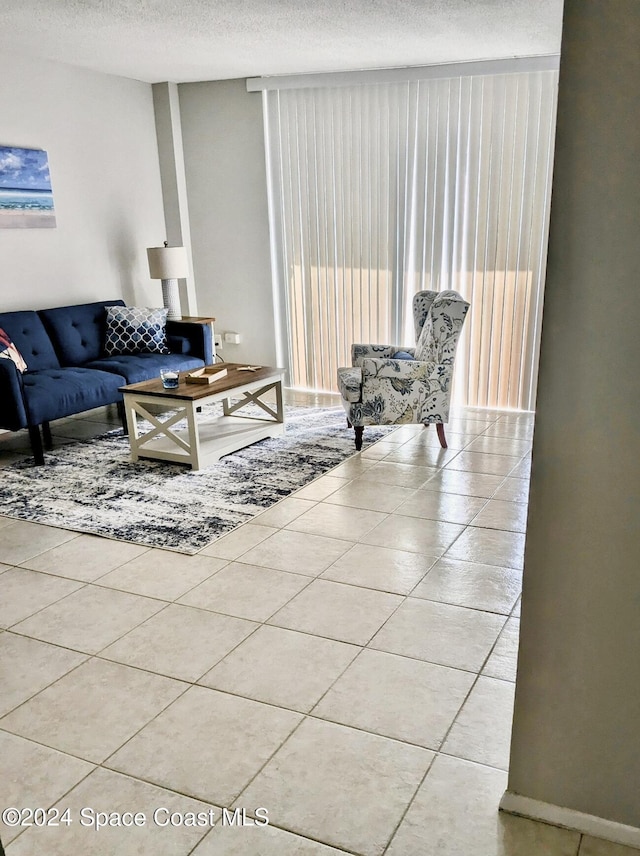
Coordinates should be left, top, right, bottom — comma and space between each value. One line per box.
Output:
0, 0, 564, 84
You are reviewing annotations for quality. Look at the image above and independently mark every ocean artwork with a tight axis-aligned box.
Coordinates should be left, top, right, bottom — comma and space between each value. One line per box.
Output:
0, 145, 56, 228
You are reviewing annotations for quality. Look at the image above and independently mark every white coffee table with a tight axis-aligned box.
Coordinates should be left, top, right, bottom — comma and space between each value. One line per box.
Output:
120, 363, 285, 470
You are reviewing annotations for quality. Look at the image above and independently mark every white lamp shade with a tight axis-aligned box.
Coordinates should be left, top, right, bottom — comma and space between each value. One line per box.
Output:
147, 245, 188, 280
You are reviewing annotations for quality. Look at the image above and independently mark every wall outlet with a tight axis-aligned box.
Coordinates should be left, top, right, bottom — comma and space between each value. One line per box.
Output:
213, 333, 223, 348
224, 332, 241, 345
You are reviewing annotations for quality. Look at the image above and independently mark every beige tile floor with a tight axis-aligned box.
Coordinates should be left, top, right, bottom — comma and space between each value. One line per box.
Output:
0, 401, 636, 855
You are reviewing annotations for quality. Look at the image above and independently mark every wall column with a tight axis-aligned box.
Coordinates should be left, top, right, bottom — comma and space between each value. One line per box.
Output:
152, 82, 198, 316
502, 0, 640, 846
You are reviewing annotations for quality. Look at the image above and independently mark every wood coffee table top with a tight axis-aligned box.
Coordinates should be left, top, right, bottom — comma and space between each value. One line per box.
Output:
119, 363, 284, 402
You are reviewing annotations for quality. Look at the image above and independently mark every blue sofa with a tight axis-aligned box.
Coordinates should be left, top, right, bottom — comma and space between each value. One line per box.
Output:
0, 299, 210, 464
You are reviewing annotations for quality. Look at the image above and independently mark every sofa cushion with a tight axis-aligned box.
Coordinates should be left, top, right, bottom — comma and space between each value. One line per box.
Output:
0, 327, 28, 372
86, 352, 204, 385
39, 300, 125, 366
104, 306, 170, 356
0, 311, 61, 371
21, 367, 125, 425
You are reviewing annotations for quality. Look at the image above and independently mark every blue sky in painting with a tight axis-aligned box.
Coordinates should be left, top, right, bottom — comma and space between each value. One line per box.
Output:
0, 146, 52, 191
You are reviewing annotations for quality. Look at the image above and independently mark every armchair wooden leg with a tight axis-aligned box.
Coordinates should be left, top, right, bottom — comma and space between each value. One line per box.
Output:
28, 425, 45, 465
42, 421, 53, 450
436, 422, 447, 449
354, 426, 364, 451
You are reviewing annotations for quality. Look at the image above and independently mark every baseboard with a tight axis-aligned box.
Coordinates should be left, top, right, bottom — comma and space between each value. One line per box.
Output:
500, 790, 640, 849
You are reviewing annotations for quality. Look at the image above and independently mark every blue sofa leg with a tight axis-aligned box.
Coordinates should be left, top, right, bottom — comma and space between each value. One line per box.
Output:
42, 421, 53, 450
28, 425, 45, 465
117, 400, 128, 434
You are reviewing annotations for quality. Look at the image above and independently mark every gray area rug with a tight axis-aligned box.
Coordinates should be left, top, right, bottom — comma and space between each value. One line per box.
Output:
0, 405, 392, 554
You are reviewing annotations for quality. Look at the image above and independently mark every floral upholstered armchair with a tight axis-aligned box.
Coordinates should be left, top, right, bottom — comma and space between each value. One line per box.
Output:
337, 290, 470, 450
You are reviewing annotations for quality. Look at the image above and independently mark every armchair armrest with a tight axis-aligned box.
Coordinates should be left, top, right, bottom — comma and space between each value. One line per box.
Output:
165, 320, 212, 363
351, 344, 414, 366
0, 360, 28, 430
361, 357, 433, 381
166, 334, 190, 354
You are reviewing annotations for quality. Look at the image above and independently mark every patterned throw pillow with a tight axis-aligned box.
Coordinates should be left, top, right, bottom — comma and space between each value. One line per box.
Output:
0, 327, 28, 372
104, 306, 170, 356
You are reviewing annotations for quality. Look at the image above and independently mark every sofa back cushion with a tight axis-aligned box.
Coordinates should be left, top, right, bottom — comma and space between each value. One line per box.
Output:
0, 311, 60, 371
39, 300, 125, 366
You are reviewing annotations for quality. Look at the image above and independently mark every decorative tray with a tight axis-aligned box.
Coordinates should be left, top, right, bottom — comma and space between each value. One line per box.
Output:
185, 366, 228, 385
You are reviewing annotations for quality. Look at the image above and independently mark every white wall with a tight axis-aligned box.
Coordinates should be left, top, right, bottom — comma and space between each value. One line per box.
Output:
0, 52, 165, 311
178, 79, 276, 366
506, 0, 640, 837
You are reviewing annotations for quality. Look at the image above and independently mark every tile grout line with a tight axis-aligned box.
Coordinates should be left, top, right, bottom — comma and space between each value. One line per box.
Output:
380, 751, 439, 855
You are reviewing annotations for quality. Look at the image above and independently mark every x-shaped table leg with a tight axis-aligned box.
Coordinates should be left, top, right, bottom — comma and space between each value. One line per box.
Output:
126, 401, 192, 459
222, 381, 284, 422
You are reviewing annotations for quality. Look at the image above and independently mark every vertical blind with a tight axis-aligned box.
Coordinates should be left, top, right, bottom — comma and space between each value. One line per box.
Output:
263, 69, 558, 410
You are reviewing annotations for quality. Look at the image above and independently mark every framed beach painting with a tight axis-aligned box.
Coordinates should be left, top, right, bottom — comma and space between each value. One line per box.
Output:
0, 145, 56, 228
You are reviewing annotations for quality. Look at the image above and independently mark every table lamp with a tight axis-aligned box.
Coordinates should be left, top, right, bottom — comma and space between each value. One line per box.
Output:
146, 242, 188, 321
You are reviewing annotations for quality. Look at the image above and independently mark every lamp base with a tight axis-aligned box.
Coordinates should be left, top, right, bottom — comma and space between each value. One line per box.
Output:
161, 278, 182, 321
